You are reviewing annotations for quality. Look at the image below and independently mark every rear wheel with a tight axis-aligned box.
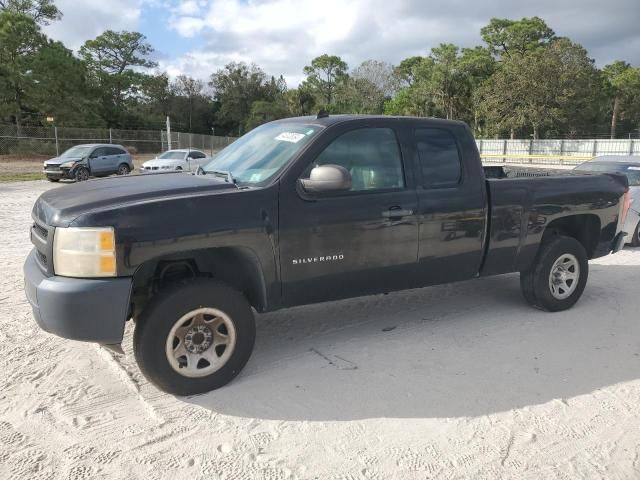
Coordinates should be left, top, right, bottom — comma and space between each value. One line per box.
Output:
117, 164, 130, 175
133, 279, 255, 395
75, 166, 90, 182
631, 222, 640, 247
520, 235, 588, 312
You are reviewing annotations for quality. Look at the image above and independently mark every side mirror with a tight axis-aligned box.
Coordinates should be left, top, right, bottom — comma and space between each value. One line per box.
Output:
299, 164, 352, 194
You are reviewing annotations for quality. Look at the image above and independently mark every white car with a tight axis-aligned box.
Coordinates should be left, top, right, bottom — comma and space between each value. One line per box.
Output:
140, 149, 210, 173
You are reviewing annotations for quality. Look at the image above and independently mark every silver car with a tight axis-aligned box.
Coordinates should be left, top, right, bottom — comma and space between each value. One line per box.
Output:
575, 155, 640, 246
140, 149, 210, 173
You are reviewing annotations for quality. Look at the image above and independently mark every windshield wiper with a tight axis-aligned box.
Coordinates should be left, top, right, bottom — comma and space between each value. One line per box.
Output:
206, 169, 236, 184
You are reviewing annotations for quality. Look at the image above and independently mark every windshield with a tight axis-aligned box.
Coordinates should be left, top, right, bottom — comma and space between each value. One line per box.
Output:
203, 122, 321, 184
159, 151, 186, 160
575, 162, 640, 186
60, 145, 92, 158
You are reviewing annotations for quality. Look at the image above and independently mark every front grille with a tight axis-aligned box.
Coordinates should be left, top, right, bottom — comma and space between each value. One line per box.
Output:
45, 165, 60, 171
36, 250, 48, 269
30, 220, 53, 275
33, 222, 48, 240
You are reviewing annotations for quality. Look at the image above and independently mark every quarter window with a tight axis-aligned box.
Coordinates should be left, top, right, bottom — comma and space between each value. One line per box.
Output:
307, 128, 404, 192
415, 128, 462, 188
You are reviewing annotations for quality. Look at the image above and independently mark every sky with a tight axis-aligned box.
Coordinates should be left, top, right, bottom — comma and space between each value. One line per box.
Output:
44, 0, 640, 87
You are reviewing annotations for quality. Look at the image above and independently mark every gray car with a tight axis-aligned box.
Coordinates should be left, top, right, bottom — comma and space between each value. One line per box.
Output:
43, 144, 133, 182
574, 155, 640, 246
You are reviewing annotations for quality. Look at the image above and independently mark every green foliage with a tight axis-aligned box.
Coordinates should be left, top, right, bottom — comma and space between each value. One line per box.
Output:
79, 30, 157, 127
303, 54, 348, 105
481, 16, 555, 58
0, 0, 61, 25
0, 4, 638, 140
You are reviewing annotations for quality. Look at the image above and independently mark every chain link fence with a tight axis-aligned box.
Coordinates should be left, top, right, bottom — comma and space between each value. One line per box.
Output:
0, 123, 236, 158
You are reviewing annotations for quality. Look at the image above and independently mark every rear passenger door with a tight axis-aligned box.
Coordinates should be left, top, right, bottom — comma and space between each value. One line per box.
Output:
412, 125, 487, 286
105, 147, 126, 173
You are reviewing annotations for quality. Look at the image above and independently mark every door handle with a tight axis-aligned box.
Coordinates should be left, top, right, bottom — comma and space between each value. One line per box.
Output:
382, 208, 413, 218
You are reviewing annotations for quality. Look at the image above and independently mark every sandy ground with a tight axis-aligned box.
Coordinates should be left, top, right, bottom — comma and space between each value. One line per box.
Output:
1, 180, 640, 480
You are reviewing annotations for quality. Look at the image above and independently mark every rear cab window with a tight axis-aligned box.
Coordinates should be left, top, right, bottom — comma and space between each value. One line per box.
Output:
414, 128, 462, 188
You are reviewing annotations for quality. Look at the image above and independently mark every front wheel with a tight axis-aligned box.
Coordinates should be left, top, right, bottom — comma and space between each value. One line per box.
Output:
133, 279, 256, 395
75, 166, 90, 181
520, 235, 588, 312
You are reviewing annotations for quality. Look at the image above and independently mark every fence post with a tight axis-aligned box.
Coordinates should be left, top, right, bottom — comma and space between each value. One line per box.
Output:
502, 139, 507, 164
109, 128, 112, 144
592, 140, 598, 157
629, 139, 634, 155
54, 126, 59, 156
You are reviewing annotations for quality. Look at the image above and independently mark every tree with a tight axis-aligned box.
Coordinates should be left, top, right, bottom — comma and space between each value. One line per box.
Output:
603, 61, 640, 138
303, 54, 348, 105
477, 38, 602, 139
0, 11, 45, 130
174, 75, 203, 132
393, 56, 423, 87
30, 39, 100, 126
0, 0, 60, 25
286, 85, 316, 116
209, 62, 270, 135
481, 17, 555, 58
245, 100, 289, 130
80, 31, 157, 127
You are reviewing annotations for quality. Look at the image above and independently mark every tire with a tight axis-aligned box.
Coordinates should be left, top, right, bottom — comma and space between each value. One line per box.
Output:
133, 279, 255, 395
46, 177, 59, 182
175, 166, 183, 171
519, 235, 588, 312
75, 166, 90, 182
117, 164, 130, 175
631, 221, 640, 247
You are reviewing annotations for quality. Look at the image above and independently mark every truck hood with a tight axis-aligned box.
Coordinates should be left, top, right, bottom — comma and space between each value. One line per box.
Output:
33, 172, 237, 226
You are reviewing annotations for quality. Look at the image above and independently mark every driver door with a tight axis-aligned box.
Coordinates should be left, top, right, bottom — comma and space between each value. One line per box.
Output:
88, 147, 109, 175
278, 121, 419, 306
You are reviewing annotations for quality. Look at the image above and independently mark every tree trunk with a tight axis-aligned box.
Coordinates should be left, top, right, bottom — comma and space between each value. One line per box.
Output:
510, 128, 515, 140
610, 95, 619, 139
533, 126, 539, 140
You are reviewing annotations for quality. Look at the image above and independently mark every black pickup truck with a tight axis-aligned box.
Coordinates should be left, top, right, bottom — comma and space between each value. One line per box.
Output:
24, 115, 630, 395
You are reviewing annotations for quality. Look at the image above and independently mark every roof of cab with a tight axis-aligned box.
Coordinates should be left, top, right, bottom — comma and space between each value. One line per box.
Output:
273, 114, 469, 129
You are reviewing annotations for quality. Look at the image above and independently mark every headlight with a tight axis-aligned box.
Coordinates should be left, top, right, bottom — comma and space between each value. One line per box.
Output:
53, 227, 117, 277
59, 161, 75, 168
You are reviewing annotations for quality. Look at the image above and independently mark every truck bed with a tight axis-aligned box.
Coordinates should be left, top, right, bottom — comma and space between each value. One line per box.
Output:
480, 166, 628, 277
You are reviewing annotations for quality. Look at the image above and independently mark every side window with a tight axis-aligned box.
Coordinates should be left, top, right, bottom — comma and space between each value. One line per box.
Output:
91, 147, 107, 158
306, 128, 404, 192
106, 147, 125, 156
189, 151, 206, 159
415, 128, 462, 188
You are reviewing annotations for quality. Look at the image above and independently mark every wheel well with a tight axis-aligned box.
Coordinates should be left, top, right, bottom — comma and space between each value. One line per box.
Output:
131, 247, 267, 318
541, 214, 601, 259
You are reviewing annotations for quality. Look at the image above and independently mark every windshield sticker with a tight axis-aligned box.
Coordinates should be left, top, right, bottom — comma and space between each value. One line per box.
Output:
275, 132, 305, 143
628, 167, 640, 171
306, 129, 315, 135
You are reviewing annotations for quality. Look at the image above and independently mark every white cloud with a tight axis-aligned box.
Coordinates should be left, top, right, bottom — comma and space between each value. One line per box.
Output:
44, 0, 143, 51
161, 0, 640, 86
